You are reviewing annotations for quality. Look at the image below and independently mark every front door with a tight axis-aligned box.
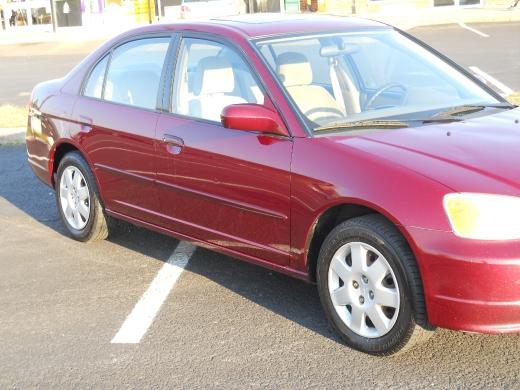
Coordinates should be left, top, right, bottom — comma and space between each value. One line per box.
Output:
155, 37, 292, 266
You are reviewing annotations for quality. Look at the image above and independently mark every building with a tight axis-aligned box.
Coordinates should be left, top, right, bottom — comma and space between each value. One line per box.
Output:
0, 0, 156, 30
305, 0, 512, 13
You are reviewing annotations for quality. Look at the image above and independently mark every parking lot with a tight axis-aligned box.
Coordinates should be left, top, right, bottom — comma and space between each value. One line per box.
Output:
1, 22, 520, 388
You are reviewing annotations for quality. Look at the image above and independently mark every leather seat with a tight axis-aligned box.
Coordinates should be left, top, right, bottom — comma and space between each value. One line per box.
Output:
277, 52, 344, 124
190, 56, 247, 121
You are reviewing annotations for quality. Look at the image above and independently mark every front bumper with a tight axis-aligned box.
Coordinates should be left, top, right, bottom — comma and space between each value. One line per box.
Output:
408, 227, 520, 334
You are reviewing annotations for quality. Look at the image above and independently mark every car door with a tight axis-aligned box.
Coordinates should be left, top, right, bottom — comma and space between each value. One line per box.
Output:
74, 35, 172, 225
155, 36, 293, 266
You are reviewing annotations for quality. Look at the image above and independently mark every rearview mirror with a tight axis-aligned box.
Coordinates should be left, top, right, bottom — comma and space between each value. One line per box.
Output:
221, 104, 288, 136
320, 43, 360, 57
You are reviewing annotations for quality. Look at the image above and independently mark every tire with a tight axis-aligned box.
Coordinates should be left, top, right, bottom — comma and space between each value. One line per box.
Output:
316, 214, 433, 356
55, 151, 110, 242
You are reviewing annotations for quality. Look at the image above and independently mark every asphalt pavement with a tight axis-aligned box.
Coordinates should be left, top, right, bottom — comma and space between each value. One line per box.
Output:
1, 22, 520, 388
1, 144, 520, 387
411, 22, 520, 93
0, 40, 103, 106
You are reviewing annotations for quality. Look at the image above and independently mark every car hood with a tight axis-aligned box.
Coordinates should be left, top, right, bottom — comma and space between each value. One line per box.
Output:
330, 107, 520, 194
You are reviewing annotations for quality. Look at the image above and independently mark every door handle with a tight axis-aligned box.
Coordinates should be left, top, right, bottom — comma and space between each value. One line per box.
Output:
79, 115, 93, 133
162, 134, 184, 146
162, 134, 184, 154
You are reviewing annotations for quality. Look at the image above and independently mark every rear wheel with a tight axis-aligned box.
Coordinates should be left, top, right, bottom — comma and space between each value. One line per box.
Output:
55, 151, 110, 242
317, 214, 433, 355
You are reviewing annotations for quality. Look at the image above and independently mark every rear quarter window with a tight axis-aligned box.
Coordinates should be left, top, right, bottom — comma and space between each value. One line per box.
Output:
84, 55, 109, 99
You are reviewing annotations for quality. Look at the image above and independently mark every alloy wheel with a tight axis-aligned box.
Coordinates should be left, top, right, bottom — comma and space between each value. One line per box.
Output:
327, 241, 400, 338
59, 166, 90, 230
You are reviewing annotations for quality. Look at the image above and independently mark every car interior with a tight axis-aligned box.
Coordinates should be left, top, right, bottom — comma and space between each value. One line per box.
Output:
258, 34, 465, 128
105, 66, 162, 110
276, 52, 345, 124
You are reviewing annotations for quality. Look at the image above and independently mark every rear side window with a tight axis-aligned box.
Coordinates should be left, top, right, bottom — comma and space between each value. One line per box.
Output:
84, 55, 109, 99
102, 37, 170, 110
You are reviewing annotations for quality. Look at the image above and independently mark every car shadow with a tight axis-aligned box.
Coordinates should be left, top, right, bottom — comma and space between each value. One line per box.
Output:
107, 222, 341, 343
0, 146, 64, 231
0, 145, 339, 342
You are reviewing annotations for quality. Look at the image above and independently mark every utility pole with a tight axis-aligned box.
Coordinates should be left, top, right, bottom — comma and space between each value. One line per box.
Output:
351, 0, 356, 14
49, 0, 57, 32
147, 0, 152, 24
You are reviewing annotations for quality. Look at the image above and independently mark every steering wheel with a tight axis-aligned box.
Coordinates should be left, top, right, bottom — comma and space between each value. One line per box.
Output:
365, 83, 407, 110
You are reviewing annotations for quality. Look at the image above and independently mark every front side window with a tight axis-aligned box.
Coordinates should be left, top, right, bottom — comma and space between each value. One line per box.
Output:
171, 38, 264, 122
102, 37, 170, 110
257, 30, 502, 131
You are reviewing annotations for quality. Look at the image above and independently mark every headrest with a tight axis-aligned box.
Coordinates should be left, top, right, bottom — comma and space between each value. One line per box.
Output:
276, 52, 313, 87
193, 56, 235, 95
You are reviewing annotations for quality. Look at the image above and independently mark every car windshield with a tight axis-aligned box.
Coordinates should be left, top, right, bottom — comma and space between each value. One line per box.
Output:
256, 29, 503, 132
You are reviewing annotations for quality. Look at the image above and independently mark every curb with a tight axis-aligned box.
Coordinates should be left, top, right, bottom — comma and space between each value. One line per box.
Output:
0, 128, 26, 145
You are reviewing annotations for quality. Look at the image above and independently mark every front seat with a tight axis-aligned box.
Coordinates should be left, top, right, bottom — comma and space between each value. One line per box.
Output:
190, 56, 247, 121
277, 52, 344, 124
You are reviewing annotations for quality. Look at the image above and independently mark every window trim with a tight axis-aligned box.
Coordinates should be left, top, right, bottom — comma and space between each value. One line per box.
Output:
79, 32, 176, 113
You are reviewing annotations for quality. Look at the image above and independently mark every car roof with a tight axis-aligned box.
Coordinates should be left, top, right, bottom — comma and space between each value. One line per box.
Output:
130, 14, 391, 41
208, 14, 390, 38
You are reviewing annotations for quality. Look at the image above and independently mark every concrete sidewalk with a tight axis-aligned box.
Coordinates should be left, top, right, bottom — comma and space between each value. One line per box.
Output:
1, 7, 519, 45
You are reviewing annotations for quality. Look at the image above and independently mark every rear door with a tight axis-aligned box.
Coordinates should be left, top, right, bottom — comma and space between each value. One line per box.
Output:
74, 35, 172, 225
155, 36, 293, 266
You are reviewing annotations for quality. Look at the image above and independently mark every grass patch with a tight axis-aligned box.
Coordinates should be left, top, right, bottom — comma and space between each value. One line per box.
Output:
507, 93, 520, 106
0, 105, 27, 129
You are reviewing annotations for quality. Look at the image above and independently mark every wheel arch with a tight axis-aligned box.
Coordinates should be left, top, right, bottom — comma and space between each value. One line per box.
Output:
304, 199, 432, 329
49, 140, 102, 200
50, 141, 77, 186
305, 199, 431, 329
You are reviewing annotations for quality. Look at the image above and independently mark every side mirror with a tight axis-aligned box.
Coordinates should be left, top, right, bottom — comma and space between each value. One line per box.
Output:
221, 104, 288, 137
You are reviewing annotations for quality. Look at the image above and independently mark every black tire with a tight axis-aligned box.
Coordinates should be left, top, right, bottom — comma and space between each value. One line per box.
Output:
55, 151, 111, 242
317, 214, 433, 356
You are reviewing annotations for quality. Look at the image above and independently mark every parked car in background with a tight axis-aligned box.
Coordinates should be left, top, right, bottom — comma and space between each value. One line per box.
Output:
26, 15, 520, 355
180, 0, 246, 19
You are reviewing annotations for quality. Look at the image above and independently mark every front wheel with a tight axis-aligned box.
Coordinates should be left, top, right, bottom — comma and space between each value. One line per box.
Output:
317, 214, 433, 355
55, 151, 111, 242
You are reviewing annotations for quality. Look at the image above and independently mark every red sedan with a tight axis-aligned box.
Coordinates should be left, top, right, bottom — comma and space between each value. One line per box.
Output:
26, 15, 520, 355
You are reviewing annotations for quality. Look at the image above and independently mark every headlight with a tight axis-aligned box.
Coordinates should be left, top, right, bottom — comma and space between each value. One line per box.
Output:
443, 193, 520, 240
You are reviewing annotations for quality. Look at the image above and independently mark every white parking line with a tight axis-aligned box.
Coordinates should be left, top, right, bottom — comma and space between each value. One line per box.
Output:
469, 66, 514, 96
458, 22, 490, 38
111, 241, 196, 344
